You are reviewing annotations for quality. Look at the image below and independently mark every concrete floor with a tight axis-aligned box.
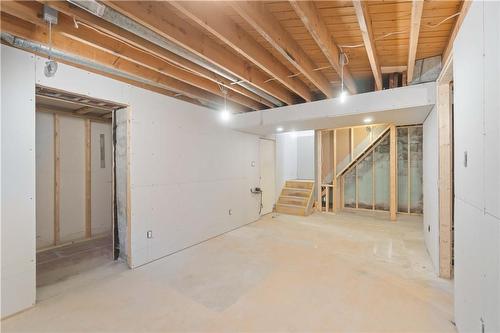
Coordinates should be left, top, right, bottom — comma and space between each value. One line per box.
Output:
2, 212, 454, 332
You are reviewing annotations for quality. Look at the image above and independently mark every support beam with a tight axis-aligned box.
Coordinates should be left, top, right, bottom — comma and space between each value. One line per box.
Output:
54, 114, 61, 245
352, 0, 382, 91
407, 0, 424, 84
442, 0, 472, 67
33, 0, 274, 108
231, 1, 334, 98
75, 106, 93, 115
289, 0, 357, 95
316, 130, 322, 210
389, 124, 397, 221
85, 119, 91, 238
171, 1, 313, 102
106, 1, 296, 105
437, 82, 453, 279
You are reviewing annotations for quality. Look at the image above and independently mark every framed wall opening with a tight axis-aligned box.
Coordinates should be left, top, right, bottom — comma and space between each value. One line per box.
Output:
34, 86, 130, 291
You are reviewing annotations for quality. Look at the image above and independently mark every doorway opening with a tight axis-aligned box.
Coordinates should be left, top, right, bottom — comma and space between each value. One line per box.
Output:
34, 86, 127, 290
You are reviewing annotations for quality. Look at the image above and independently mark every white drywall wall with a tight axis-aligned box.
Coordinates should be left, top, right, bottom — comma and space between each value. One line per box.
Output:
36, 112, 55, 249
453, 1, 500, 332
275, 132, 297, 198
1, 47, 36, 318
59, 116, 86, 243
91, 122, 113, 236
422, 105, 439, 273
297, 134, 314, 180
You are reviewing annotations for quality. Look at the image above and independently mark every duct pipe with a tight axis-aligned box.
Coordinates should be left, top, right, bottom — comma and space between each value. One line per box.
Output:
66, 0, 284, 107
1, 32, 218, 110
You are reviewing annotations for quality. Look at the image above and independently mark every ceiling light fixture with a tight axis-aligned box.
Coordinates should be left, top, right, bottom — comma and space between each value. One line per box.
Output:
219, 86, 231, 122
363, 117, 373, 124
43, 5, 58, 78
276, 126, 284, 132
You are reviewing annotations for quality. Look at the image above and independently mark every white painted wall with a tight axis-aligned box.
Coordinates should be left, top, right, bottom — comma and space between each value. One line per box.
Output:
453, 1, 500, 332
1, 47, 36, 318
422, 105, 439, 273
297, 135, 315, 180
1, 45, 262, 316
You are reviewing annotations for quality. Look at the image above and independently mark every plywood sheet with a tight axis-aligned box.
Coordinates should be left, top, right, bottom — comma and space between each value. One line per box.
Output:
36, 112, 55, 249
59, 116, 86, 243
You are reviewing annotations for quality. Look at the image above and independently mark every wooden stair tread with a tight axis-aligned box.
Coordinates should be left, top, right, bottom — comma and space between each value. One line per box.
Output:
277, 203, 306, 208
275, 179, 315, 217
282, 187, 310, 191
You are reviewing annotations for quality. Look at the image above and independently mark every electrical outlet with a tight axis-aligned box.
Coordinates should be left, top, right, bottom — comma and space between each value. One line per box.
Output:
147, 230, 152, 239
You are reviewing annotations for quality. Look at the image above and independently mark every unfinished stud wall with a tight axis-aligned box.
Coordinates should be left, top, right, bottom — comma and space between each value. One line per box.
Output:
35, 113, 113, 250
423, 105, 439, 273
453, 1, 500, 332
1, 46, 36, 318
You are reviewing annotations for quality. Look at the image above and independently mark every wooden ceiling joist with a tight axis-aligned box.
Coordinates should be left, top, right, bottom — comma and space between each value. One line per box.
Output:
289, 0, 357, 95
407, 0, 424, 84
36, 0, 274, 109
170, 1, 314, 102
442, 0, 472, 67
105, 1, 297, 105
231, 1, 335, 99
352, 0, 383, 91
0, 12, 249, 113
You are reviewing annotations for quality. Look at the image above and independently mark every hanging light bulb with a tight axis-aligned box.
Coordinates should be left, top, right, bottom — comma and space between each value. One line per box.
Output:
219, 85, 231, 122
339, 52, 347, 103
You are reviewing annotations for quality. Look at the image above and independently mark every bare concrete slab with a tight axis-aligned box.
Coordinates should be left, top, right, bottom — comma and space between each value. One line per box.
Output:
2, 212, 454, 332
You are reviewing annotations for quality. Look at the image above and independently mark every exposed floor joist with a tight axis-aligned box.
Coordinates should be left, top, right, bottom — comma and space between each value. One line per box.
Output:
289, 0, 357, 95
407, 0, 425, 84
231, 1, 335, 99
106, 1, 297, 106
352, 0, 382, 91
170, 1, 313, 102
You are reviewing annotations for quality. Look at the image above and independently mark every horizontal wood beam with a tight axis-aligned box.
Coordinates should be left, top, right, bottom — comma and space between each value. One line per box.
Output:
170, 1, 313, 102
352, 0, 383, 90
105, 1, 297, 105
35, 0, 274, 108
289, 0, 357, 95
231, 1, 334, 98
407, 0, 424, 83
1, 13, 249, 112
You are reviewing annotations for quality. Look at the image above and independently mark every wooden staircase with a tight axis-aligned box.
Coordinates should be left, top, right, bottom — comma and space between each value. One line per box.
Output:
276, 180, 315, 216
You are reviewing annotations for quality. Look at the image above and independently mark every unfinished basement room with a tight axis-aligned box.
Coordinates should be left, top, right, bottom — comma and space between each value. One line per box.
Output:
1, 0, 499, 332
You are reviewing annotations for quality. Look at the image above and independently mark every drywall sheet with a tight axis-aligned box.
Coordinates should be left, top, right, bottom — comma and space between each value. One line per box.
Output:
297, 134, 314, 180
1, 46, 36, 318
275, 132, 298, 198
115, 109, 129, 262
454, 1, 500, 331
36, 112, 55, 249
91, 122, 113, 236
374, 134, 390, 211
423, 105, 439, 272
59, 116, 86, 243
259, 139, 276, 215
409, 127, 423, 213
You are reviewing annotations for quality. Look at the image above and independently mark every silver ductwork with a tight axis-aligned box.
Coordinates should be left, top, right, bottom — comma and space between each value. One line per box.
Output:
66, 0, 283, 107
1, 32, 218, 109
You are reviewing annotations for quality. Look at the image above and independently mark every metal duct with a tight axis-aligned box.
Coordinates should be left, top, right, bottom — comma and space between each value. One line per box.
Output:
1, 32, 218, 109
66, 0, 283, 107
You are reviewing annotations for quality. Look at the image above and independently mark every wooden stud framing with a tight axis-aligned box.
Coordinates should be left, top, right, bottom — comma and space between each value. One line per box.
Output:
352, 0, 383, 90
54, 114, 61, 244
333, 130, 339, 212
126, 108, 132, 268
85, 119, 92, 238
389, 124, 397, 221
407, 0, 424, 84
316, 130, 322, 210
437, 82, 453, 279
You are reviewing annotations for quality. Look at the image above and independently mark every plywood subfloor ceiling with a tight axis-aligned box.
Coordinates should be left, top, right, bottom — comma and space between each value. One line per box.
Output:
1, 1, 467, 112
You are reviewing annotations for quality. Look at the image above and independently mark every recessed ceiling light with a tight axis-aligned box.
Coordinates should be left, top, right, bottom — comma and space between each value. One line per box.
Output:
363, 117, 373, 124
276, 126, 284, 132
339, 90, 348, 103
